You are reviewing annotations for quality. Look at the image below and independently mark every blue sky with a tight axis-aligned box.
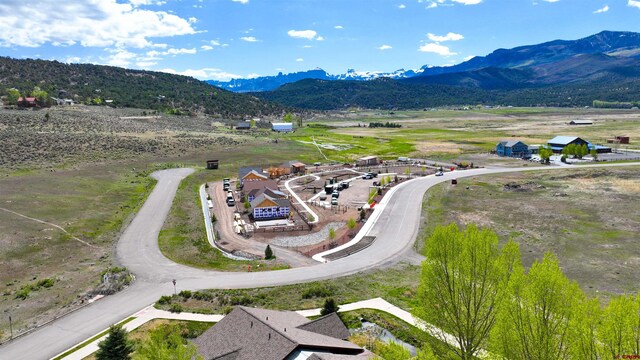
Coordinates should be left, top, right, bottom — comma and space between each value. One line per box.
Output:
0, 0, 639, 80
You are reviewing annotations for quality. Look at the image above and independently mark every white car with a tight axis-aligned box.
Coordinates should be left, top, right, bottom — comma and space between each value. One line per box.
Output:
331, 198, 338, 206
435, 171, 444, 176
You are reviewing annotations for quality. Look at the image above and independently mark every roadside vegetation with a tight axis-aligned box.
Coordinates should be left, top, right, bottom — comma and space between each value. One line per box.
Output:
418, 167, 640, 299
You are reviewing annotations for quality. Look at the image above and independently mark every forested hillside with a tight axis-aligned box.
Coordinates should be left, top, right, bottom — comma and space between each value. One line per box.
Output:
0, 57, 284, 118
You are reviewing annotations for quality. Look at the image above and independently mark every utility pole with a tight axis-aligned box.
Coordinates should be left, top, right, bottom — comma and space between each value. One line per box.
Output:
172, 279, 177, 295
9, 315, 13, 339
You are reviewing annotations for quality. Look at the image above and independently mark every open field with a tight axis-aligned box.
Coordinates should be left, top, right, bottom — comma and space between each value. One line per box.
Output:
0, 106, 320, 342
289, 108, 640, 163
418, 167, 640, 300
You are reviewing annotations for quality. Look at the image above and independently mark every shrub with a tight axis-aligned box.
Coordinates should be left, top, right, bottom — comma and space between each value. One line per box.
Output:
37, 278, 55, 288
169, 303, 183, 313
179, 290, 192, 299
15, 287, 30, 300
193, 291, 213, 301
302, 284, 333, 299
157, 295, 172, 305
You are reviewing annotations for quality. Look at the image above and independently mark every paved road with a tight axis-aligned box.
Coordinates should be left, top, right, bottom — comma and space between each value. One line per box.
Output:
1, 163, 638, 359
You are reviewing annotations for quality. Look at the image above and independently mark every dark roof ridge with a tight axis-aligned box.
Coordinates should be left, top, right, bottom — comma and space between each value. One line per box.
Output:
236, 306, 302, 344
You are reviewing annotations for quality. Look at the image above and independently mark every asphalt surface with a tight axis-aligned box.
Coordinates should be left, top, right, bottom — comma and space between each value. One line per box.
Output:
1, 163, 638, 359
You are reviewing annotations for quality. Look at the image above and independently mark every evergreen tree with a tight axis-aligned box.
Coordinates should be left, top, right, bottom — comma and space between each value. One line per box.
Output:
320, 298, 339, 315
96, 324, 134, 360
264, 244, 274, 260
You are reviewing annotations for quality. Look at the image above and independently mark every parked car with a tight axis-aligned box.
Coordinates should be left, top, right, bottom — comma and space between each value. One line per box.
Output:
332, 190, 339, 198
369, 172, 378, 178
313, 162, 322, 166
435, 171, 444, 176
227, 198, 235, 206
223, 183, 230, 191
223, 178, 230, 184
319, 194, 327, 201
331, 198, 338, 206
338, 181, 349, 190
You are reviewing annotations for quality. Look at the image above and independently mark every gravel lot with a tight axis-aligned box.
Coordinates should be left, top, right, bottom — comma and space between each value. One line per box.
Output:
270, 221, 345, 247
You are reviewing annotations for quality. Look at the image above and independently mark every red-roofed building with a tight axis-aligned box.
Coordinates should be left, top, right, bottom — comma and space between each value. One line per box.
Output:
18, 97, 38, 107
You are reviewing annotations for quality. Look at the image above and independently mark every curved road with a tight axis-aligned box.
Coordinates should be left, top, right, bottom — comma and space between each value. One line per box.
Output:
1, 163, 638, 359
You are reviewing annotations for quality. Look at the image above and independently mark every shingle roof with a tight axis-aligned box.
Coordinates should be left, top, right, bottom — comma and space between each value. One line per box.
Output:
239, 166, 264, 180
194, 307, 363, 360
497, 140, 525, 148
250, 193, 290, 209
297, 313, 351, 340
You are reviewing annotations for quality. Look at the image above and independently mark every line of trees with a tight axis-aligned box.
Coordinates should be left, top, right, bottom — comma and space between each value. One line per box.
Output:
415, 223, 640, 360
562, 143, 589, 159
369, 122, 401, 128
3, 86, 51, 107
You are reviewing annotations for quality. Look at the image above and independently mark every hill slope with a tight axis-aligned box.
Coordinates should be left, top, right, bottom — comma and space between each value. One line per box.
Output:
257, 31, 640, 109
0, 57, 283, 118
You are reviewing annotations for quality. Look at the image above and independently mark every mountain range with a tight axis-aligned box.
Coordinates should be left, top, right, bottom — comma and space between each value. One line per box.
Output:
210, 31, 640, 93
253, 31, 640, 109
206, 67, 423, 92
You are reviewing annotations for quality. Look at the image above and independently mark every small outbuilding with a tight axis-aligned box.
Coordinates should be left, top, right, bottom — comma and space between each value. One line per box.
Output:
607, 136, 630, 144
569, 120, 593, 126
236, 121, 251, 130
355, 156, 379, 167
206, 159, 219, 169
272, 122, 293, 133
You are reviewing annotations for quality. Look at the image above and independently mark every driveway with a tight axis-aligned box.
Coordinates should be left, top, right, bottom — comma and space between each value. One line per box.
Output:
1, 163, 639, 359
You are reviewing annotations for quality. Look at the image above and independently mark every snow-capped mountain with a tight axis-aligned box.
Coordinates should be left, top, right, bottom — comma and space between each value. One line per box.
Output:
206, 67, 424, 92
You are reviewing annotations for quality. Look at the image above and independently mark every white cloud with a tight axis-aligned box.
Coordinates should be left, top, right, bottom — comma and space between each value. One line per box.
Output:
246, 73, 261, 79
65, 56, 82, 64
593, 5, 609, 13
287, 29, 321, 40
398, 4, 406, 8
452, 0, 482, 3
427, 32, 464, 42
542, 0, 560, 2
463, 55, 475, 61
166, 48, 196, 55
201, 45, 214, 50
240, 36, 258, 42
303, 45, 313, 48
418, 43, 457, 56
377, 44, 392, 50
334, 25, 344, 29
296, 58, 304, 62
628, 0, 640, 9
106, 49, 137, 67
160, 67, 242, 81
129, 0, 167, 6
136, 61, 157, 67
0, 0, 197, 48
422, 0, 481, 6
232, 0, 249, 4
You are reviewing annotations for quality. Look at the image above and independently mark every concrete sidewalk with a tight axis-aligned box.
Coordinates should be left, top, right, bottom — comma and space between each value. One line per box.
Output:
55, 298, 473, 360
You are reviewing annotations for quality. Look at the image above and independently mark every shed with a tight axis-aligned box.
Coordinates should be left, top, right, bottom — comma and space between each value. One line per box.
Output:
355, 156, 379, 167
547, 136, 612, 154
569, 120, 593, 125
236, 121, 251, 130
206, 159, 219, 169
272, 122, 293, 132
607, 136, 630, 144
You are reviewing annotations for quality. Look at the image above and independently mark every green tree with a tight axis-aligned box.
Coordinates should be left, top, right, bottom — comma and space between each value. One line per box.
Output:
539, 146, 553, 164
579, 144, 588, 159
347, 218, 357, 234
570, 297, 603, 360
320, 298, 339, 315
599, 292, 640, 358
416, 224, 517, 360
6, 88, 20, 105
590, 149, 598, 161
328, 227, 336, 241
282, 112, 294, 123
96, 324, 134, 360
133, 325, 203, 360
265, 244, 274, 260
491, 253, 581, 360
31, 87, 50, 107
243, 200, 251, 213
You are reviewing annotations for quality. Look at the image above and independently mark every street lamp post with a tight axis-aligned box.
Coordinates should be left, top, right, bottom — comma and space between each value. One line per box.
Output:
9, 315, 13, 339
172, 279, 177, 295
